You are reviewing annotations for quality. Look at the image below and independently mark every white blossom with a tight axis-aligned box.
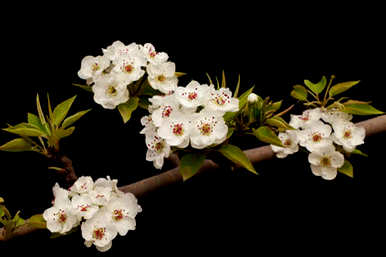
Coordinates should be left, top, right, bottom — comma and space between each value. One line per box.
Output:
298, 120, 333, 152
103, 41, 146, 66
271, 130, 300, 158
92, 75, 129, 109
71, 194, 99, 220
332, 120, 365, 152
81, 211, 117, 252
190, 112, 228, 149
149, 94, 180, 127
321, 109, 353, 125
158, 111, 192, 148
147, 62, 178, 94
141, 43, 169, 65
205, 85, 239, 114
69, 176, 94, 195
78, 56, 110, 81
247, 93, 259, 103
289, 108, 322, 129
145, 132, 171, 169
112, 55, 145, 85
308, 145, 345, 180
175, 80, 210, 109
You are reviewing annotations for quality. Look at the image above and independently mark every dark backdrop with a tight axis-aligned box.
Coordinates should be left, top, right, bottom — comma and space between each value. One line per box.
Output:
1, 30, 385, 255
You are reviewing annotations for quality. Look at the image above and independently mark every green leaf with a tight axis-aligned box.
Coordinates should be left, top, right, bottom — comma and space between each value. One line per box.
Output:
3, 127, 45, 137
72, 83, 93, 92
218, 144, 257, 175
36, 94, 51, 135
52, 96, 77, 126
253, 126, 283, 147
28, 214, 46, 229
206, 73, 214, 85
338, 160, 354, 178
118, 97, 139, 123
304, 76, 327, 94
221, 70, 226, 88
265, 116, 294, 131
0, 138, 34, 152
329, 80, 360, 97
351, 149, 368, 157
226, 127, 235, 139
48, 166, 65, 172
179, 153, 206, 181
234, 74, 241, 97
0, 197, 4, 204
55, 127, 75, 139
27, 113, 47, 134
343, 102, 383, 115
47, 93, 54, 122
62, 109, 91, 129
175, 72, 187, 77
0, 206, 4, 219
265, 100, 282, 113
291, 85, 308, 101
138, 97, 151, 110
223, 86, 255, 122
13, 211, 25, 228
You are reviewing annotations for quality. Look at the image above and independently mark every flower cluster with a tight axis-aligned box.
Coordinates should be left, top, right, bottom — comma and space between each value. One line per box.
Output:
78, 41, 177, 109
271, 108, 365, 180
141, 80, 239, 169
43, 176, 142, 252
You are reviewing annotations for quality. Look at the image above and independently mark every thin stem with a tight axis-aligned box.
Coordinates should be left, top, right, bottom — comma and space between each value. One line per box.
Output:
322, 75, 336, 106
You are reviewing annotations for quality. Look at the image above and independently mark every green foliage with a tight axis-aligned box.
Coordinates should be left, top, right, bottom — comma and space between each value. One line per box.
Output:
72, 83, 93, 92
3, 127, 46, 137
118, 97, 140, 123
265, 116, 294, 131
351, 149, 368, 157
343, 100, 384, 115
253, 126, 283, 147
338, 160, 354, 178
28, 214, 46, 229
179, 153, 206, 181
218, 144, 257, 175
290, 85, 308, 101
0, 138, 35, 152
62, 109, 91, 129
329, 81, 360, 97
52, 96, 77, 126
304, 76, 327, 95
0, 197, 4, 204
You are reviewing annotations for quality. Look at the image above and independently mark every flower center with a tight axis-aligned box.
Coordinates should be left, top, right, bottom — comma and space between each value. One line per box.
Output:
214, 96, 226, 106
320, 157, 331, 167
155, 141, 164, 152
106, 85, 118, 96
162, 106, 173, 118
172, 124, 184, 136
113, 210, 124, 221
125, 64, 134, 73
157, 75, 166, 82
312, 133, 322, 142
58, 211, 67, 224
284, 139, 292, 146
344, 130, 352, 139
92, 63, 100, 72
188, 92, 198, 100
150, 52, 157, 58
199, 123, 212, 136
80, 205, 90, 212
93, 228, 105, 240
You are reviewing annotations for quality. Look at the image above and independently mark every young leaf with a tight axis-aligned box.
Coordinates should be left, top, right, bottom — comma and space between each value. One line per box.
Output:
36, 94, 50, 135
0, 138, 34, 152
218, 144, 258, 175
338, 160, 354, 178
343, 102, 383, 115
28, 214, 46, 229
13, 211, 25, 228
52, 95, 77, 126
253, 126, 283, 146
304, 76, 327, 94
27, 113, 47, 134
290, 85, 308, 101
221, 70, 226, 88
329, 80, 360, 97
118, 97, 139, 123
47, 93, 54, 121
62, 109, 91, 129
206, 73, 214, 85
56, 127, 75, 139
234, 74, 241, 98
265, 116, 294, 131
175, 72, 187, 77
265, 100, 282, 114
72, 83, 93, 92
351, 149, 368, 157
3, 127, 46, 137
179, 153, 206, 181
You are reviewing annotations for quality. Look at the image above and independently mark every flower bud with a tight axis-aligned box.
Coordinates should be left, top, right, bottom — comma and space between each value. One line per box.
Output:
248, 93, 259, 103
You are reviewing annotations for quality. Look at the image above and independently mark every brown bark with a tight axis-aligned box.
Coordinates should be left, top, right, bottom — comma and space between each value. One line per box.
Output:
1, 115, 385, 241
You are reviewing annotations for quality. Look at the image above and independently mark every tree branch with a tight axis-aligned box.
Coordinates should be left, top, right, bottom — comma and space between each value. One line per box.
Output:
1, 115, 385, 241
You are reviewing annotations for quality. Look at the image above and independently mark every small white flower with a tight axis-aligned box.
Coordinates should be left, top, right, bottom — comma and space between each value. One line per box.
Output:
158, 111, 192, 148
141, 43, 169, 65
247, 93, 259, 103
321, 108, 353, 125
90, 185, 112, 207
71, 194, 99, 220
205, 85, 239, 114
105, 193, 142, 236
308, 145, 345, 180
102, 41, 126, 62
150, 96, 180, 127
78, 56, 110, 81
140, 115, 157, 135
112, 56, 145, 85
70, 176, 94, 195
81, 211, 117, 252
190, 112, 228, 149
298, 120, 333, 152
92, 75, 129, 109
175, 80, 210, 109
332, 120, 365, 152
289, 108, 322, 129
147, 62, 178, 94
103, 41, 146, 66
145, 132, 171, 169
271, 130, 299, 158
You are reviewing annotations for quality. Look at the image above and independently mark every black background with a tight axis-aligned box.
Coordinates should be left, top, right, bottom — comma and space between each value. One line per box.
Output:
1, 15, 386, 255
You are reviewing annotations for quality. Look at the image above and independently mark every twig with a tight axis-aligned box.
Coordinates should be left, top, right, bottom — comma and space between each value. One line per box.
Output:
1, 115, 385, 241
